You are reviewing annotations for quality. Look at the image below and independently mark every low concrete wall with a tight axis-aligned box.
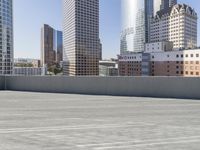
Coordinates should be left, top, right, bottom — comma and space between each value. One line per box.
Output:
0, 76, 5, 90
5, 76, 200, 99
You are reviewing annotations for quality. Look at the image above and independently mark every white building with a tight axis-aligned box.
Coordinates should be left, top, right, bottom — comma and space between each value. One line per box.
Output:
99, 60, 118, 76
145, 41, 173, 53
14, 67, 47, 76
150, 4, 197, 50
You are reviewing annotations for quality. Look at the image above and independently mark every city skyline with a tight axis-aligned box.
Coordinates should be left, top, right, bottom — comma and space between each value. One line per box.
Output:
14, 0, 199, 59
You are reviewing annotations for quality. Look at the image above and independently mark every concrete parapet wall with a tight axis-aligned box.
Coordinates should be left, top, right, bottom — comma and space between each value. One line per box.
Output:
0, 76, 5, 90
2, 76, 200, 99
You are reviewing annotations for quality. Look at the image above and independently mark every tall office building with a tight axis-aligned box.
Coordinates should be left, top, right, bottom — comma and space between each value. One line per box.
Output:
154, 0, 170, 16
41, 24, 63, 67
153, 0, 162, 16
54, 31, 63, 64
154, 0, 177, 16
121, 0, 147, 54
145, 0, 154, 43
169, 0, 177, 7
0, 0, 14, 75
63, 0, 100, 76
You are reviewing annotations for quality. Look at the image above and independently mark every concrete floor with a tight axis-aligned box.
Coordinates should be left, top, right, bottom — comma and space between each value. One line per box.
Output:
0, 91, 200, 150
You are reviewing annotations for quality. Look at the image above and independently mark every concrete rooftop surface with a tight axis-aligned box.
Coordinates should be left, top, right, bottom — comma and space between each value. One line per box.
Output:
0, 91, 200, 150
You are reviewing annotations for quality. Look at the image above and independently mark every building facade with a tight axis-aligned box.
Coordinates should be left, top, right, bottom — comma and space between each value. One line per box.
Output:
0, 0, 14, 75
150, 4, 197, 50
63, 0, 100, 76
145, 41, 173, 53
55, 31, 63, 64
99, 60, 118, 76
145, 0, 154, 43
121, 0, 148, 54
41, 24, 63, 67
13, 67, 47, 76
119, 49, 200, 77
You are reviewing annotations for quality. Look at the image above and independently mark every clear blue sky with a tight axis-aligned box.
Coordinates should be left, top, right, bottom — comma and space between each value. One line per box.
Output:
14, 0, 199, 59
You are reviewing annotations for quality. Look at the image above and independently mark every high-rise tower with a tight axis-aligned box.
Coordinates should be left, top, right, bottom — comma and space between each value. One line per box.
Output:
41, 24, 63, 67
169, 0, 177, 7
0, 0, 14, 75
63, 0, 100, 76
121, 0, 148, 54
145, 0, 154, 43
154, 0, 170, 16
121, 0, 154, 54
154, 0, 177, 16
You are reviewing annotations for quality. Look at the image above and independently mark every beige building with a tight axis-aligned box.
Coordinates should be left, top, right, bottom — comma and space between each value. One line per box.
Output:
63, 0, 101, 76
119, 49, 200, 77
150, 4, 197, 50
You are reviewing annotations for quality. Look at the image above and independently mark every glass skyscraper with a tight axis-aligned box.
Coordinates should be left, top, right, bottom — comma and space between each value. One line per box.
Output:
0, 0, 13, 75
121, 0, 153, 54
41, 24, 63, 67
145, 0, 154, 43
55, 31, 63, 63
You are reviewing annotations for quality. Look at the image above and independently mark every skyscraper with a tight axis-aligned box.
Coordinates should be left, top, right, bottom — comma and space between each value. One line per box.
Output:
41, 24, 63, 67
169, 0, 177, 7
54, 31, 63, 64
154, 0, 177, 16
0, 0, 14, 75
63, 0, 100, 76
145, 0, 154, 43
121, 0, 147, 54
154, 0, 170, 16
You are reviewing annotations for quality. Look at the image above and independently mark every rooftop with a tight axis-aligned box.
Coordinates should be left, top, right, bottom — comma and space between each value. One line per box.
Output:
1, 91, 200, 149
